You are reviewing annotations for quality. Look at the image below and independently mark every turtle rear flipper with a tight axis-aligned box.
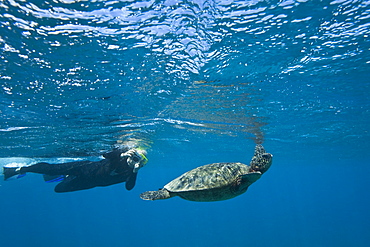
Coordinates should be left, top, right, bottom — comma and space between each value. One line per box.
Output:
140, 189, 172, 200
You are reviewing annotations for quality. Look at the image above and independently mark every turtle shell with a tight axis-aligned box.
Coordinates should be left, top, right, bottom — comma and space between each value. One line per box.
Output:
164, 162, 251, 192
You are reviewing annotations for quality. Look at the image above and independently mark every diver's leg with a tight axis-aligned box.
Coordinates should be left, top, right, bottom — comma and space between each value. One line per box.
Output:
54, 176, 95, 193
19, 162, 67, 176
20, 161, 90, 176
3, 162, 55, 180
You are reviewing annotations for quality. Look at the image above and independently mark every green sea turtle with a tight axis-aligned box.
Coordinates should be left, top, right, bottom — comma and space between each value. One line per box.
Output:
140, 144, 272, 202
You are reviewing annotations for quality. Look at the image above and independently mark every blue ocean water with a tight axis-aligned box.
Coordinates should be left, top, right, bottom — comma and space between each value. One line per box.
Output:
1, 0, 369, 246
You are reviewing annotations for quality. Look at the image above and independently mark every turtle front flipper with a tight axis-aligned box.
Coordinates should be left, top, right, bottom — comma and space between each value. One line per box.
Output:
140, 189, 172, 200
241, 172, 262, 184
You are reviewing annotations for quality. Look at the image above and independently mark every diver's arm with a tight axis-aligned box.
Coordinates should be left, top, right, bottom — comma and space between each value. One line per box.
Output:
125, 172, 137, 190
102, 146, 129, 161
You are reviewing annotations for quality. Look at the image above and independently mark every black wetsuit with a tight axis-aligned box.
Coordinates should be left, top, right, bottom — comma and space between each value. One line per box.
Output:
18, 148, 138, 193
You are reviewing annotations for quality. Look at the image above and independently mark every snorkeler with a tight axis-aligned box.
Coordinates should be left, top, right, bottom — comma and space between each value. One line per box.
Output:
2, 146, 148, 193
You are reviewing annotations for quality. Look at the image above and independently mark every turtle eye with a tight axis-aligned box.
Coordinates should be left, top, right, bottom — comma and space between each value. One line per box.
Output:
262, 154, 271, 159
132, 156, 140, 162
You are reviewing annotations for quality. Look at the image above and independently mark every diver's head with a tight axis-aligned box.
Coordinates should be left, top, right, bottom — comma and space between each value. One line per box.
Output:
121, 148, 148, 173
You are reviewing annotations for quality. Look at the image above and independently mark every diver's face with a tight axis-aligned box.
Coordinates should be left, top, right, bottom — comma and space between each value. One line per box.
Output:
121, 149, 148, 173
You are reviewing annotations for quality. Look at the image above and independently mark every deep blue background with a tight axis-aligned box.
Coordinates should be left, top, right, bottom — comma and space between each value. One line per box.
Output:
1, 152, 369, 247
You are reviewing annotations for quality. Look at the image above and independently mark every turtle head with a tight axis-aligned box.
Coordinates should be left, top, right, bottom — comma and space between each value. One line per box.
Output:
250, 144, 273, 174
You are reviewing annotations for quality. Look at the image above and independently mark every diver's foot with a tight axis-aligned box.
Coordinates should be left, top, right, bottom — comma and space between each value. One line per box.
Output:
3, 166, 21, 180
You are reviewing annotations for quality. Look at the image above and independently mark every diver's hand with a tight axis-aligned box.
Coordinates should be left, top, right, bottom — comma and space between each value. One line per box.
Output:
121, 149, 148, 173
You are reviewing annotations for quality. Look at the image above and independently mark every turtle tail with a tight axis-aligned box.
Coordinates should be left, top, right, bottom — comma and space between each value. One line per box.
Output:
140, 189, 172, 201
